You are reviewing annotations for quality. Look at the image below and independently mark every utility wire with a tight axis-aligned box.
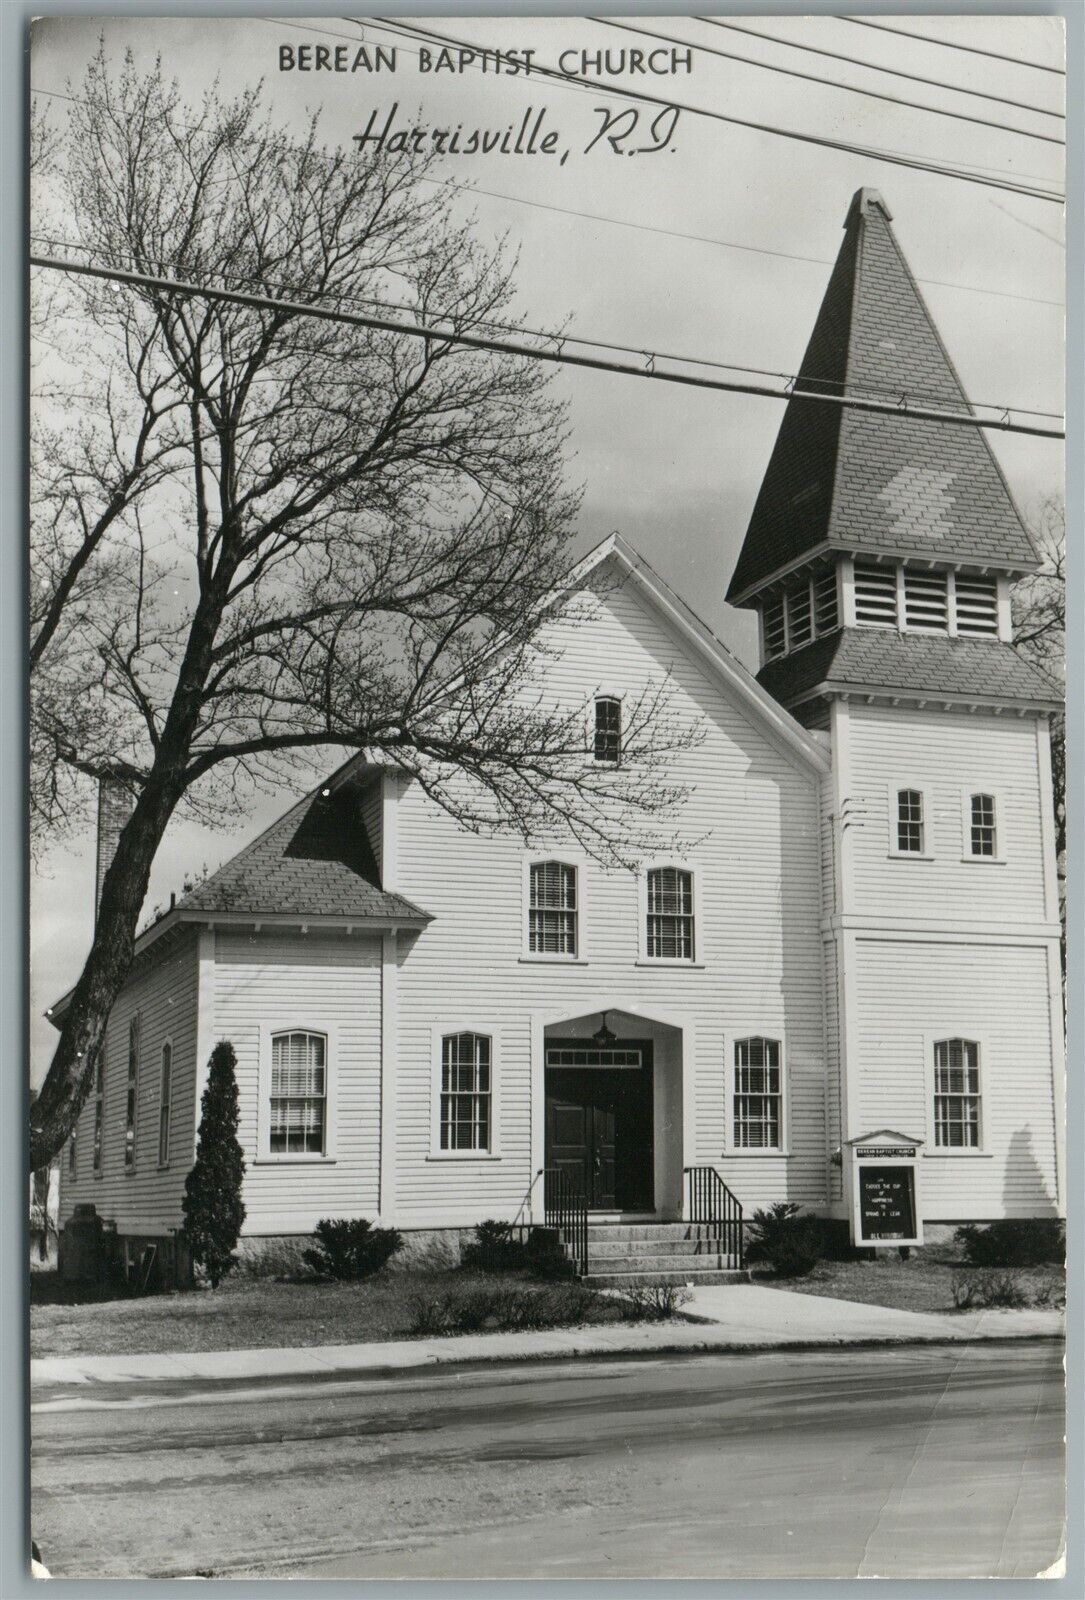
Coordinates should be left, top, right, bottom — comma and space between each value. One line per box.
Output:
32, 231, 1064, 418
363, 17, 1063, 203
593, 17, 1064, 145
696, 18, 1063, 119
29, 253, 1066, 439
841, 18, 1065, 76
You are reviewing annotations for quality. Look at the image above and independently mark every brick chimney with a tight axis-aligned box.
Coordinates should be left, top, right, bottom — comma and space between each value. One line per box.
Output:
95, 778, 135, 918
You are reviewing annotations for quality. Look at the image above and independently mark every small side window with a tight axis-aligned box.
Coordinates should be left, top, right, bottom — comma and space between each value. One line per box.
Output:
896, 789, 925, 855
67, 1135, 77, 1178
968, 793, 997, 858
594, 696, 621, 764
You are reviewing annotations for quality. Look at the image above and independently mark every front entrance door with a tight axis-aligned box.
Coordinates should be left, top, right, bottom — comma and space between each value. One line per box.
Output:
544, 1043, 654, 1210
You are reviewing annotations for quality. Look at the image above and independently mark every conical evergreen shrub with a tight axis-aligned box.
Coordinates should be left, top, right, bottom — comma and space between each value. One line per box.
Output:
182, 1040, 246, 1288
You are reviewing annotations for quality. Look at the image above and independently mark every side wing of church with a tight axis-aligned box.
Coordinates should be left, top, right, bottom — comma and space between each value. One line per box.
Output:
54, 190, 1063, 1282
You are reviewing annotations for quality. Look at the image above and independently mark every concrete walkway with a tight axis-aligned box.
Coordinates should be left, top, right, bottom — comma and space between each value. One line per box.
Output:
30, 1283, 1063, 1393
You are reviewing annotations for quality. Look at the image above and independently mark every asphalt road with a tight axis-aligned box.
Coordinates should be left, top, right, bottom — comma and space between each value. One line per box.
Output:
32, 1342, 1064, 1580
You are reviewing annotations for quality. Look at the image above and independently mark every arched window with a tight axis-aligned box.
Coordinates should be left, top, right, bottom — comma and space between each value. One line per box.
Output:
646, 867, 695, 960
933, 1039, 981, 1148
158, 1041, 173, 1167
270, 1030, 327, 1154
594, 696, 621, 764
440, 1032, 492, 1152
733, 1037, 783, 1149
529, 861, 578, 955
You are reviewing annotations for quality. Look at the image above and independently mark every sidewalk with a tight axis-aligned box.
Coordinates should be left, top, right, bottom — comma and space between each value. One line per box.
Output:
30, 1284, 1063, 1395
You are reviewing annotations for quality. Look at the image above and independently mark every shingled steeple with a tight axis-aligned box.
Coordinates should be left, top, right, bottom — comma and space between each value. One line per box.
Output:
727, 189, 1056, 725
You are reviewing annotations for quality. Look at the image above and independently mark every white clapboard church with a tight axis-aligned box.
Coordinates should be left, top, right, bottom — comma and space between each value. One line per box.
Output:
55, 190, 1064, 1285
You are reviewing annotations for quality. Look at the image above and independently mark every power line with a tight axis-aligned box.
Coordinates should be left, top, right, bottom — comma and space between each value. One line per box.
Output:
696, 18, 1063, 120
841, 18, 1065, 76
33, 231, 1065, 418
593, 17, 1063, 145
363, 17, 1063, 204
29, 252, 1066, 439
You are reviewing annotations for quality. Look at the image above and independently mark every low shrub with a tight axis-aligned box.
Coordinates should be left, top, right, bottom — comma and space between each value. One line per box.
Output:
460, 1220, 527, 1273
950, 1268, 1029, 1310
618, 1283, 691, 1321
747, 1203, 823, 1278
525, 1227, 575, 1280
407, 1292, 451, 1335
302, 1218, 404, 1282
954, 1219, 1064, 1269
405, 1280, 601, 1337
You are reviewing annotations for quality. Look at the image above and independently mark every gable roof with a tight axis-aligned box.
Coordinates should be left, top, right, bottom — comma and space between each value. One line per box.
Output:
757, 627, 1062, 712
727, 189, 1039, 603
583, 534, 830, 773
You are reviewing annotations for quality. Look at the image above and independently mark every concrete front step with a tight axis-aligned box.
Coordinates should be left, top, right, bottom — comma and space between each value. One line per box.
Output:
586, 1237, 729, 1259
590, 1250, 735, 1273
584, 1267, 749, 1289
586, 1223, 729, 1243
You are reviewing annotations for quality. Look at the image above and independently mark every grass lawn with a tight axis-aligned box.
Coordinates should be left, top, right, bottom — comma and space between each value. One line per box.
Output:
30, 1269, 630, 1360
753, 1252, 1065, 1315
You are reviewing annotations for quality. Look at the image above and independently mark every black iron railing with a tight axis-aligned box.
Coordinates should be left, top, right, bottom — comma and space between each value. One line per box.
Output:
542, 1166, 589, 1275
684, 1166, 744, 1267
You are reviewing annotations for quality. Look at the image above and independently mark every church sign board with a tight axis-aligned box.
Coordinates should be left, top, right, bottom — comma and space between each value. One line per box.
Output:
845, 1131, 924, 1248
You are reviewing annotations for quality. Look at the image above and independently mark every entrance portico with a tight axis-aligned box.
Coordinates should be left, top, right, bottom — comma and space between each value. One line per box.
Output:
531, 1004, 687, 1220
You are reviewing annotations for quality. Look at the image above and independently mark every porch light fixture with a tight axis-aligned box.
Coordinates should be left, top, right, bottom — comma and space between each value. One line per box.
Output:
591, 1011, 617, 1048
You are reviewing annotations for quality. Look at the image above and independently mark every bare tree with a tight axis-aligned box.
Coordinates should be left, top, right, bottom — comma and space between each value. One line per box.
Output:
29, 51, 697, 1168
1013, 494, 1065, 959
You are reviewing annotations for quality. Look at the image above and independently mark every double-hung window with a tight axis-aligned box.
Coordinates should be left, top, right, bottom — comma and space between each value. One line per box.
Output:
92, 1046, 104, 1174
733, 1037, 783, 1150
158, 1041, 173, 1166
270, 1030, 327, 1154
968, 793, 997, 858
646, 867, 695, 960
124, 1015, 140, 1170
896, 788, 925, 855
594, 696, 621, 764
67, 1133, 77, 1178
933, 1038, 981, 1148
440, 1032, 492, 1152
529, 861, 578, 955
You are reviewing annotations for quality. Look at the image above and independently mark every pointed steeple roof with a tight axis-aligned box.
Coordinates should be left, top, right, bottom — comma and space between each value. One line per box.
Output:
727, 189, 1039, 603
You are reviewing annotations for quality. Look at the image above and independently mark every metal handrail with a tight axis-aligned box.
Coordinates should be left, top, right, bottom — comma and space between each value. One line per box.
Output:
684, 1165, 744, 1268
541, 1166, 589, 1276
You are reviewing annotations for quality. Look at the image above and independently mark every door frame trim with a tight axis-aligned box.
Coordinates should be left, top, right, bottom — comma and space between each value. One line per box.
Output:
543, 1039, 655, 1212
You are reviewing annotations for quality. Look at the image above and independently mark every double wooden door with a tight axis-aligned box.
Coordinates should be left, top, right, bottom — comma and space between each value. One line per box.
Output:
544, 1046, 654, 1210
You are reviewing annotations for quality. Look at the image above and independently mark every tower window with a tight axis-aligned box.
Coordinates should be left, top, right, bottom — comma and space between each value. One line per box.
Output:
954, 574, 998, 636
896, 789, 925, 854
786, 585, 813, 649
594, 696, 621, 763
762, 595, 786, 660
969, 793, 997, 857
814, 570, 838, 635
904, 569, 948, 631
853, 561, 898, 627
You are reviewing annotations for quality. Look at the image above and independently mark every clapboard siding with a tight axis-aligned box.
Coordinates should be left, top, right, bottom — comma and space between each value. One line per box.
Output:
392, 572, 828, 1222
853, 937, 1059, 1218
58, 932, 199, 1234
213, 929, 382, 1233
845, 704, 1048, 922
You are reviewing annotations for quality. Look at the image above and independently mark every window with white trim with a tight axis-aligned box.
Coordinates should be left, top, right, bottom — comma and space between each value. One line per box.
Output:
124, 1015, 140, 1170
896, 788, 925, 854
529, 861, 578, 955
733, 1037, 782, 1149
440, 1032, 492, 1152
646, 867, 695, 960
92, 1046, 103, 1174
933, 1038, 981, 1148
968, 793, 997, 857
594, 696, 621, 763
270, 1030, 327, 1154
68, 1134, 77, 1177
158, 1041, 173, 1166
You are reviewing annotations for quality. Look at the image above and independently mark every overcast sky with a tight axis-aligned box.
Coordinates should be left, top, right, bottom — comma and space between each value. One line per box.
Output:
29, 13, 1065, 1085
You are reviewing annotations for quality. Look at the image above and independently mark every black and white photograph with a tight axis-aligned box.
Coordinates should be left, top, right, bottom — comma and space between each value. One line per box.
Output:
23, 11, 1070, 1583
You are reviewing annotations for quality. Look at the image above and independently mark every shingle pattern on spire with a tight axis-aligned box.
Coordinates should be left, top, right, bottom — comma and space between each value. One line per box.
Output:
727, 190, 1039, 601
179, 783, 430, 921
757, 627, 1062, 709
